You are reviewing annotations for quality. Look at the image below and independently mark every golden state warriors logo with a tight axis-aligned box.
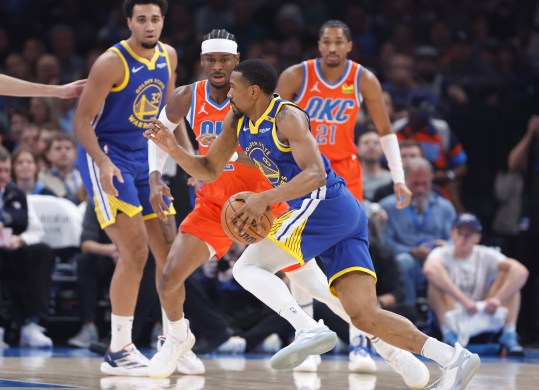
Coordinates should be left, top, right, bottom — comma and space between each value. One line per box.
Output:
248, 146, 281, 186
129, 78, 165, 128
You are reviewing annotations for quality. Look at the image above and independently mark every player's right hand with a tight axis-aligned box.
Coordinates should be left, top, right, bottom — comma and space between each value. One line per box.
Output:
149, 173, 174, 221
98, 158, 124, 196
144, 118, 178, 155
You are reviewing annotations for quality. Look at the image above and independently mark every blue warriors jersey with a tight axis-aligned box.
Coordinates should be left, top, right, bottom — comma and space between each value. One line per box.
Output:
93, 40, 171, 151
235, 95, 344, 210
235, 95, 376, 294
79, 40, 173, 228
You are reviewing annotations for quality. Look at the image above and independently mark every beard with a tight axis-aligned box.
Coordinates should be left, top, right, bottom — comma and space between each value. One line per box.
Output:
141, 41, 158, 49
209, 80, 227, 90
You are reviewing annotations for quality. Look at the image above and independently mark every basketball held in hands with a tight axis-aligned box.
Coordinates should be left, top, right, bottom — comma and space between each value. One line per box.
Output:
221, 192, 275, 245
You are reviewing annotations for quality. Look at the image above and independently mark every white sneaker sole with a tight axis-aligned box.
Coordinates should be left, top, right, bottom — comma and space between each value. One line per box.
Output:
100, 362, 149, 377
270, 331, 337, 371
450, 353, 481, 390
149, 332, 196, 379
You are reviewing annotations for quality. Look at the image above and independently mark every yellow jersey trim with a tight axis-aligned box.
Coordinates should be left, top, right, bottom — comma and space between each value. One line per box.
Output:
94, 193, 143, 229
267, 234, 305, 266
329, 267, 377, 296
272, 101, 292, 152
248, 97, 279, 134
109, 47, 130, 92
143, 204, 177, 221
162, 45, 172, 78
120, 40, 160, 70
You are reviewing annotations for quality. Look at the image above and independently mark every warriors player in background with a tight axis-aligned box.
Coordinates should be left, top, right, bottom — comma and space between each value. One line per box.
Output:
73, 0, 184, 376
276, 20, 406, 372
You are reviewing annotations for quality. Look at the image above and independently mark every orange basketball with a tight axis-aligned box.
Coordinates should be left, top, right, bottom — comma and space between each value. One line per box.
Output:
220, 192, 275, 245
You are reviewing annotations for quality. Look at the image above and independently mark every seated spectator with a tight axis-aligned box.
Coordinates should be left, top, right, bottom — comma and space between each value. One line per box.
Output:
39, 132, 82, 204
0, 145, 55, 347
393, 89, 468, 212
11, 147, 55, 195
380, 157, 456, 306
68, 203, 116, 348
423, 213, 529, 356
357, 129, 392, 201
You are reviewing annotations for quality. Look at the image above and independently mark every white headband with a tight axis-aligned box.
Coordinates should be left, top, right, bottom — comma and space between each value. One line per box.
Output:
201, 39, 238, 55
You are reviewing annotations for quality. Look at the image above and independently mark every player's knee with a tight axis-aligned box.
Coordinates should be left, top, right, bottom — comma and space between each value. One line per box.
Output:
348, 304, 379, 333
232, 257, 249, 284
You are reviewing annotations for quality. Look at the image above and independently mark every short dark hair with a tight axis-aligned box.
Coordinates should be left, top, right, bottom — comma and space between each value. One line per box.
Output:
0, 145, 10, 162
319, 20, 352, 41
123, 0, 168, 18
233, 59, 277, 95
203, 29, 236, 42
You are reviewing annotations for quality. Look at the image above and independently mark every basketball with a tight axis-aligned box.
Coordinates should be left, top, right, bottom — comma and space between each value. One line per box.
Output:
221, 192, 275, 245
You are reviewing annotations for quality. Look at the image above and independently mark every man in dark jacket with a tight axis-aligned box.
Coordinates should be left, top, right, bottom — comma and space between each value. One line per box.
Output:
0, 145, 55, 347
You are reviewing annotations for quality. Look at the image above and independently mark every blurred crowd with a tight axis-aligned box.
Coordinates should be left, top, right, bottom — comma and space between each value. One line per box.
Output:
0, 0, 539, 354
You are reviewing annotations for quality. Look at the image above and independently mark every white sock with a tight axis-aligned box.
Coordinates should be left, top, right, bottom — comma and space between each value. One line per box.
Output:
370, 336, 397, 360
279, 299, 318, 330
290, 279, 314, 317
168, 317, 188, 342
421, 337, 455, 366
110, 314, 134, 352
503, 323, 516, 333
161, 307, 169, 336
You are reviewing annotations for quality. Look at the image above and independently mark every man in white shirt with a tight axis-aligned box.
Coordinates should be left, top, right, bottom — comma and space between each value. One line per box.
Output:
424, 213, 529, 356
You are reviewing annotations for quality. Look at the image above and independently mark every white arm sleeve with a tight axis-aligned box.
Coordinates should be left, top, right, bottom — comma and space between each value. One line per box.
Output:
148, 105, 179, 174
380, 133, 405, 184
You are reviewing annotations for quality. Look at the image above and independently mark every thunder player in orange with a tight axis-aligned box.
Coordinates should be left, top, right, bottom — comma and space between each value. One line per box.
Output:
74, 0, 181, 376
276, 20, 411, 373
146, 30, 288, 378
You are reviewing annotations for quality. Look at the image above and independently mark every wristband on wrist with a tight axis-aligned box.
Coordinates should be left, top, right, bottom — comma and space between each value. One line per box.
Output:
157, 105, 179, 132
380, 133, 405, 183
230, 152, 239, 162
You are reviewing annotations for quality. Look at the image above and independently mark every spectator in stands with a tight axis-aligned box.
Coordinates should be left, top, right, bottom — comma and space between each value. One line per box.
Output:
380, 157, 456, 306
34, 126, 60, 169
393, 89, 468, 212
357, 128, 392, 201
382, 53, 416, 113
373, 139, 423, 202
11, 147, 55, 195
19, 123, 40, 152
39, 132, 82, 204
507, 114, 539, 345
0, 145, 55, 347
68, 204, 116, 348
423, 213, 528, 356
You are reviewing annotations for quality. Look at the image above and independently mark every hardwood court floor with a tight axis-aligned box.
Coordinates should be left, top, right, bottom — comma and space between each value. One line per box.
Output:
0, 348, 538, 389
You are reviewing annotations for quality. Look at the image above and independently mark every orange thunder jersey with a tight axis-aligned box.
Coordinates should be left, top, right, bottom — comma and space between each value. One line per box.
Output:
293, 59, 363, 163
186, 80, 283, 208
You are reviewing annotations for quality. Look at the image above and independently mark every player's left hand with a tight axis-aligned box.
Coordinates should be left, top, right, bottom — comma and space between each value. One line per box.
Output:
230, 192, 270, 234
149, 171, 174, 221
394, 183, 412, 208
144, 118, 178, 155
